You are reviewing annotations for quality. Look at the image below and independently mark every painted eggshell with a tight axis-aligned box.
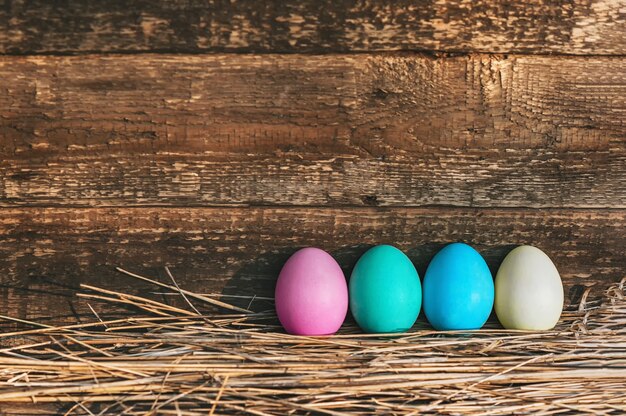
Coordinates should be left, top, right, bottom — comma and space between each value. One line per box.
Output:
275, 247, 348, 335
495, 245, 564, 330
423, 243, 494, 330
350, 245, 421, 333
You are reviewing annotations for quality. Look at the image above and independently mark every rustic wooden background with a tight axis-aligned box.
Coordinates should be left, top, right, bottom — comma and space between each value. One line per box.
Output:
0, 0, 625, 327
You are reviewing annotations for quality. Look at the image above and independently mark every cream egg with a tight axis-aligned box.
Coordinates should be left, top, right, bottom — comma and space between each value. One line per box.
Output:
495, 246, 563, 330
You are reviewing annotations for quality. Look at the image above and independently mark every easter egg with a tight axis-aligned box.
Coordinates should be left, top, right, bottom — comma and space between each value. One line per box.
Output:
495, 246, 563, 330
349, 245, 421, 333
423, 243, 494, 330
275, 247, 348, 335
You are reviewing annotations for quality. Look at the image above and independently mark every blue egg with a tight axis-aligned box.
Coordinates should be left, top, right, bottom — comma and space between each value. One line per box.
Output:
423, 243, 494, 330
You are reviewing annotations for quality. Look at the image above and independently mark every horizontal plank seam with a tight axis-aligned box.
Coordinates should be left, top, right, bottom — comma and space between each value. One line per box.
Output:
1, 205, 624, 212
1, 50, 626, 58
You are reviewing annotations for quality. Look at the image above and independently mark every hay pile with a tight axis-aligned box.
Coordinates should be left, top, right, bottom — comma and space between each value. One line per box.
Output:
0, 268, 625, 415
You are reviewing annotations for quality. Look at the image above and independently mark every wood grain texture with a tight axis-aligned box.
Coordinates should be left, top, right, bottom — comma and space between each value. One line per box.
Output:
1, 54, 624, 208
0, 0, 625, 55
0, 207, 623, 325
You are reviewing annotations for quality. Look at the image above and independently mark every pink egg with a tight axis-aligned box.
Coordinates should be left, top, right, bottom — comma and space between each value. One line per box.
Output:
275, 248, 348, 335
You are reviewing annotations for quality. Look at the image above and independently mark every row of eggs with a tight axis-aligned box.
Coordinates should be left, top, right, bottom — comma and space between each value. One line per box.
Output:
275, 243, 564, 335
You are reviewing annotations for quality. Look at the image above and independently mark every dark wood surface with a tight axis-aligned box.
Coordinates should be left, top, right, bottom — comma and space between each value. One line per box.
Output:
1, 54, 624, 208
0, 2, 624, 337
0, 0, 625, 55
0, 207, 623, 327
0, 3, 624, 416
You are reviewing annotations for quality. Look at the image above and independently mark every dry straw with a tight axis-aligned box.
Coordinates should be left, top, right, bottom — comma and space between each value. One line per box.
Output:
0, 268, 625, 415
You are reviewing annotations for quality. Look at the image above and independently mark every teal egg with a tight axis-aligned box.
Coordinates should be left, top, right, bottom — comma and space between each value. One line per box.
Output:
349, 245, 422, 333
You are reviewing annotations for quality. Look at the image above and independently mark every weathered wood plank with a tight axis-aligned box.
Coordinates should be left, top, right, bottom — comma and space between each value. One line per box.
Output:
1, 54, 624, 208
0, 0, 624, 55
2, 152, 624, 208
0, 207, 623, 325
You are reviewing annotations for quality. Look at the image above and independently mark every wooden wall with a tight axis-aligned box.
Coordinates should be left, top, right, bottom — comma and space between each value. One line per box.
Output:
0, 0, 624, 324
